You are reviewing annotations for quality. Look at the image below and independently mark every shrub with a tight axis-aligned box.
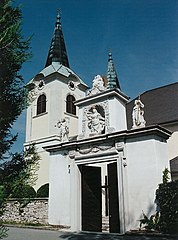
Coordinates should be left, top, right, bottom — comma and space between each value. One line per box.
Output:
36, 183, 49, 198
156, 180, 178, 234
140, 169, 178, 234
11, 185, 36, 199
139, 211, 160, 232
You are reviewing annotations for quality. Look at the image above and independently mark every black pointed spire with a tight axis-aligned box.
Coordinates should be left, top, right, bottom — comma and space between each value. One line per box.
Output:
107, 51, 121, 90
45, 11, 70, 68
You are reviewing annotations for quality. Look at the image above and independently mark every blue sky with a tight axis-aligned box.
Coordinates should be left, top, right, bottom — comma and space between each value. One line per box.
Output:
12, 0, 178, 152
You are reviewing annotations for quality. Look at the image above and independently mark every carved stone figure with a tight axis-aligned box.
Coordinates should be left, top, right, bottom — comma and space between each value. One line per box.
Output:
87, 107, 105, 134
87, 75, 105, 96
132, 98, 146, 128
56, 118, 69, 142
28, 88, 38, 102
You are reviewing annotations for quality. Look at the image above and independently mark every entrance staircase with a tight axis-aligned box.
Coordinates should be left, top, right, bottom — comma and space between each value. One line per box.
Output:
102, 216, 109, 232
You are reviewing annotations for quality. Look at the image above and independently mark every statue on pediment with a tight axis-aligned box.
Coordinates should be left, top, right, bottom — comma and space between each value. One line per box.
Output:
87, 107, 105, 134
132, 98, 146, 128
87, 75, 105, 96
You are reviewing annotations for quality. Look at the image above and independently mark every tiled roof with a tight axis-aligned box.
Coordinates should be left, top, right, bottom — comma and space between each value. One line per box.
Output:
126, 82, 178, 129
107, 52, 121, 90
45, 12, 69, 68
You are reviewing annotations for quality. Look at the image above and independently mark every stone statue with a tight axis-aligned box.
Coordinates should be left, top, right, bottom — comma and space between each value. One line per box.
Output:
132, 98, 146, 128
87, 107, 105, 134
87, 75, 105, 96
56, 118, 69, 142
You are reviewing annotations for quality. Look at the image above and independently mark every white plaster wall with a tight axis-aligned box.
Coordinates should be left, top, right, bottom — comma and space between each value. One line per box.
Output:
26, 72, 86, 143
48, 151, 71, 226
25, 106, 32, 142
31, 113, 49, 140
25, 72, 86, 191
47, 76, 84, 138
70, 160, 81, 231
125, 135, 169, 231
34, 149, 49, 191
108, 97, 127, 132
78, 106, 84, 135
167, 131, 178, 160
77, 94, 127, 137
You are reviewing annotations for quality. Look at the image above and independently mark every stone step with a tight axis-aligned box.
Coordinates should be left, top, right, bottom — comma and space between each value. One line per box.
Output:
102, 216, 109, 232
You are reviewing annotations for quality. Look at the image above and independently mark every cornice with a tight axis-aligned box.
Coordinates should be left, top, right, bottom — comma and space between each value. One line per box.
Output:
43, 125, 171, 153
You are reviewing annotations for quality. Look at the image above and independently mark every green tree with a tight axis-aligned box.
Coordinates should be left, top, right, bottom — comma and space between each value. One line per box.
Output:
0, 1, 32, 238
0, 145, 40, 200
0, 0, 31, 161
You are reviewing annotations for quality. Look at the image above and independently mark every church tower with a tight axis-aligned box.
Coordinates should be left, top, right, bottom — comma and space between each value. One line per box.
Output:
25, 13, 88, 190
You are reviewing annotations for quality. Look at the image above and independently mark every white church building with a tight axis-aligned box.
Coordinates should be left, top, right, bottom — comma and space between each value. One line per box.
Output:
24, 13, 175, 233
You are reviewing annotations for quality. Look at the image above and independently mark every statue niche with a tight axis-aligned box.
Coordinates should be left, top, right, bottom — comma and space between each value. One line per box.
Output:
86, 105, 105, 135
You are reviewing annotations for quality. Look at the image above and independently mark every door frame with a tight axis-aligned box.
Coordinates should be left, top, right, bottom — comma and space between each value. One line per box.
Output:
75, 153, 126, 234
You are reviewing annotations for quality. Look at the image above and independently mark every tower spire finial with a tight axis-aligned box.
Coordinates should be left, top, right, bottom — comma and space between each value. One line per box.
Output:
107, 51, 121, 90
45, 11, 70, 68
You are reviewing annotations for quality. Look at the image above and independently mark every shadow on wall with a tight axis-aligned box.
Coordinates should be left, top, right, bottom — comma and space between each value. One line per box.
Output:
127, 199, 156, 230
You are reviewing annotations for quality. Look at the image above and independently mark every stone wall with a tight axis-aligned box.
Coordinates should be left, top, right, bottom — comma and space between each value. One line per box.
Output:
1, 198, 48, 225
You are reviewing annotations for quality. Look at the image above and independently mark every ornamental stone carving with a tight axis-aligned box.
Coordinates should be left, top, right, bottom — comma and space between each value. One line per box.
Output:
87, 106, 105, 134
28, 88, 38, 102
55, 118, 69, 142
77, 143, 113, 155
28, 80, 45, 102
68, 150, 75, 159
132, 98, 146, 128
115, 142, 124, 151
80, 102, 110, 138
87, 75, 105, 96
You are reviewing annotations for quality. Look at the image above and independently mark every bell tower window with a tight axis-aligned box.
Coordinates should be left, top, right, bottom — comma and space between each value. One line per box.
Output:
37, 94, 46, 115
66, 95, 76, 115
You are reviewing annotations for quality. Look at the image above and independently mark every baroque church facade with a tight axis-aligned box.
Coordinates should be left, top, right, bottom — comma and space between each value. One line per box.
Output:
25, 13, 177, 233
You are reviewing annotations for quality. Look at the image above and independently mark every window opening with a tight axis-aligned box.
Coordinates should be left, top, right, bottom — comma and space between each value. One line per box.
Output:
37, 94, 46, 115
66, 95, 76, 115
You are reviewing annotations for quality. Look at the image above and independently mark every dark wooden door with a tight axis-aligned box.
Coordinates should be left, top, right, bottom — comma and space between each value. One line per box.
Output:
79, 165, 102, 232
108, 162, 120, 233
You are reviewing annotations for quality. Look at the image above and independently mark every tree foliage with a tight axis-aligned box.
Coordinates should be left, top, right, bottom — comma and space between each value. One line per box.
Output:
0, 0, 31, 161
0, 145, 40, 201
140, 169, 178, 234
156, 180, 178, 234
0, 1, 32, 237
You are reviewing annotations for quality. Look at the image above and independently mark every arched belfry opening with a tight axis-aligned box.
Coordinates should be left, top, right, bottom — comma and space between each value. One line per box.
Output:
37, 94, 46, 115
66, 94, 76, 115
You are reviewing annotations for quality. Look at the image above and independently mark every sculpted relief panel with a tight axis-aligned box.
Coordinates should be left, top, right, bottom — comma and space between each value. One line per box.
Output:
80, 101, 110, 138
86, 106, 105, 134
